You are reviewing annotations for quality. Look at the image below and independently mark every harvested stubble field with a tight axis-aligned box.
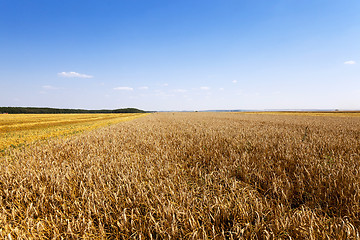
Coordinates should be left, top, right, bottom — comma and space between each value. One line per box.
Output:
0, 112, 360, 239
0, 113, 146, 154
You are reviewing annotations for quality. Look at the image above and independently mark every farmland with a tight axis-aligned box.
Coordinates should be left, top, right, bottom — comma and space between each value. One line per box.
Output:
0, 113, 148, 153
1, 112, 360, 239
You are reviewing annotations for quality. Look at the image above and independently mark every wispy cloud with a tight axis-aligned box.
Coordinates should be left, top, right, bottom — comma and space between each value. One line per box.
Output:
174, 89, 187, 93
219, 88, 224, 91
232, 80, 238, 84
114, 87, 133, 91
42, 85, 58, 90
200, 86, 210, 90
344, 60, 356, 65
58, 71, 93, 78
139, 86, 149, 90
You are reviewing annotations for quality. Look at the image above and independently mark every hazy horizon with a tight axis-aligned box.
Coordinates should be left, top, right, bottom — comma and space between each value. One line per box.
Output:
1, 0, 359, 111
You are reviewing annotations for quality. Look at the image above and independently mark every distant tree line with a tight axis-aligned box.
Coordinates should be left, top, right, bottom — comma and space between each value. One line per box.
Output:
0, 107, 146, 114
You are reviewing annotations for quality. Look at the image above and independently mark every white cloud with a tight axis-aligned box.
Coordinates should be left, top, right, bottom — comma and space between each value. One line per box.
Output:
232, 80, 238, 84
139, 86, 149, 90
344, 60, 356, 65
114, 87, 133, 91
200, 86, 210, 90
42, 85, 58, 90
174, 89, 187, 93
163, 83, 169, 86
219, 88, 224, 91
58, 71, 93, 78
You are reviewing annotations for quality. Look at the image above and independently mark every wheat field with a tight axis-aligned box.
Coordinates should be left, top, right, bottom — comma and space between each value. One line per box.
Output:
0, 113, 147, 154
0, 112, 359, 239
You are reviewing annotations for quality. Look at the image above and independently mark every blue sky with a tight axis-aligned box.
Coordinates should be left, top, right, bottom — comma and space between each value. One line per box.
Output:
1, 0, 359, 111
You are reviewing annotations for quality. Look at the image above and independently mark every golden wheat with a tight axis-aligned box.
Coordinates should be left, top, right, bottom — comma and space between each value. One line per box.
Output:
0, 112, 359, 239
0, 113, 148, 153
